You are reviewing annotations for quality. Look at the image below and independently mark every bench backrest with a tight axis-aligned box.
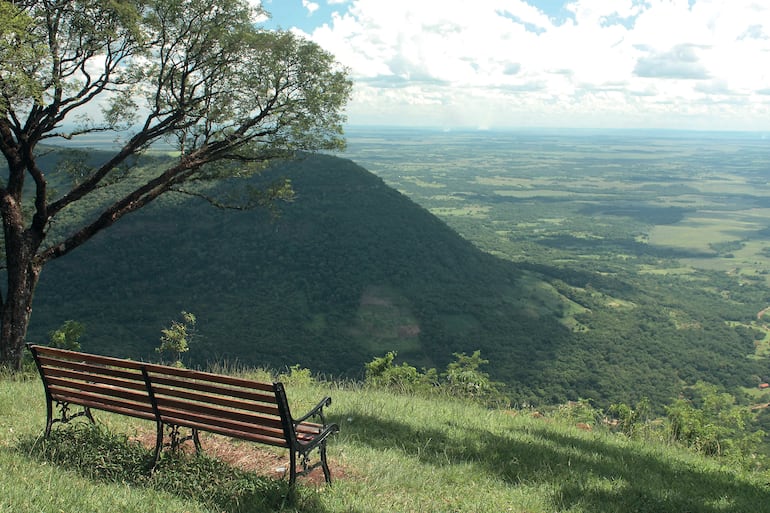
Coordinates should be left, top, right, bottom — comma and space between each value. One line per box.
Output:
28, 345, 156, 421
28, 345, 299, 449
142, 363, 294, 448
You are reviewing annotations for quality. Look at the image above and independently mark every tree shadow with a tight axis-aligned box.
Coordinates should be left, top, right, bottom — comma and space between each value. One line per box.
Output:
337, 410, 770, 513
13, 424, 337, 513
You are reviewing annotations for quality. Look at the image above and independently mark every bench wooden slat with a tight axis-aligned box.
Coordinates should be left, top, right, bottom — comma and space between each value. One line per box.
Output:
161, 412, 291, 447
157, 408, 289, 447
147, 374, 279, 404
47, 387, 156, 419
32, 346, 145, 370
296, 421, 323, 435
153, 395, 284, 429
150, 385, 282, 416
37, 355, 147, 383
143, 363, 275, 392
46, 376, 150, 403
297, 430, 322, 443
41, 367, 148, 392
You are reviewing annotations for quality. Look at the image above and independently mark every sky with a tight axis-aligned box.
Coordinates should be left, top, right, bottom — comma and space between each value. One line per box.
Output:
256, 0, 770, 131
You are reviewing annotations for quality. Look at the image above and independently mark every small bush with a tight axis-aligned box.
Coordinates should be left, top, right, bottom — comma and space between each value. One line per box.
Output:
363, 350, 507, 406
278, 364, 315, 386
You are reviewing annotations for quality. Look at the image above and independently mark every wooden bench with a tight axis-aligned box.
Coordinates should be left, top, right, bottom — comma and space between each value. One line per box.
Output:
27, 344, 339, 486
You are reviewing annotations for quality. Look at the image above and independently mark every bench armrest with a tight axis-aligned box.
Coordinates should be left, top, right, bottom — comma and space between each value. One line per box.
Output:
296, 422, 340, 454
294, 396, 332, 425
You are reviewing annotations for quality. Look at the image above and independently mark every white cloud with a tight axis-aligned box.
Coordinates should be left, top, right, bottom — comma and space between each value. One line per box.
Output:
303, 0, 770, 129
302, 0, 320, 15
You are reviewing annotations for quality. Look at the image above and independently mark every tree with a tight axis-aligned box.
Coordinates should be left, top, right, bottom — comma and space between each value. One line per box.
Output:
156, 311, 195, 367
442, 350, 505, 404
48, 319, 85, 350
0, 0, 351, 369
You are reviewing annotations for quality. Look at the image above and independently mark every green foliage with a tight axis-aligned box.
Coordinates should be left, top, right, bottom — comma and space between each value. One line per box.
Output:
364, 350, 506, 406
442, 350, 505, 404
608, 397, 653, 437
0, 1, 46, 111
156, 311, 196, 367
364, 351, 434, 394
48, 320, 85, 351
551, 398, 603, 426
277, 364, 315, 386
665, 381, 765, 465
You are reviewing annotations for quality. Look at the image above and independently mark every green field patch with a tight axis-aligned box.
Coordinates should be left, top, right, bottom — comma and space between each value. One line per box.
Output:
493, 189, 577, 198
402, 177, 446, 189
648, 214, 761, 253
427, 194, 466, 202
638, 265, 696, 276
475, 176, 538, 187
431, 205, 490, 218
677, 238, 770, 284
511, 272, 591, 331
690, 177, 757, 196
604, 297, 637, 309
668, 309, 702, 330
729, 319, 770, 359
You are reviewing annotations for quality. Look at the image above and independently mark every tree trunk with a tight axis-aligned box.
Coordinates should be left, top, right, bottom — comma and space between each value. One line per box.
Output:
0, 193, 43, 370
0, 259, 39, 370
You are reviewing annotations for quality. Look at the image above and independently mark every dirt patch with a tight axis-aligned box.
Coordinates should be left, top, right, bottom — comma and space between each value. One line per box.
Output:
131, 430, 349, 487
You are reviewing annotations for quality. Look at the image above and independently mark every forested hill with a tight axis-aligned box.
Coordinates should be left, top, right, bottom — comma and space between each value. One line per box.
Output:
27, 151, 763, 407
30, 153, 569, 383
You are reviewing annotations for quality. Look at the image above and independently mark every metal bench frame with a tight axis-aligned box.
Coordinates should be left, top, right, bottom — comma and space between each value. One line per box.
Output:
27, 344, 338, 486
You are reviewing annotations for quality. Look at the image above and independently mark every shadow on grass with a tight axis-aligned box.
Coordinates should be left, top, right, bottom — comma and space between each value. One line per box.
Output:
337, 410, 770, 513
13, 423, 336, 513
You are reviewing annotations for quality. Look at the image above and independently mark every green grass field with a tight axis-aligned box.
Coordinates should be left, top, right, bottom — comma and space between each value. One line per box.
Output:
4, 371, 770, 513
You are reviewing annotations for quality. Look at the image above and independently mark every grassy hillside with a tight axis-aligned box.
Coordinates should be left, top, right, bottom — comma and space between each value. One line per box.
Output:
3, 371, 770, 513
23, 150, 765, 408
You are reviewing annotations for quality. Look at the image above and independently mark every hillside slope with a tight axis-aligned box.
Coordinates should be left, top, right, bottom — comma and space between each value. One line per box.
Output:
30, 153, 569, 380
5, 375, 770, 513
25, 152, 763, 406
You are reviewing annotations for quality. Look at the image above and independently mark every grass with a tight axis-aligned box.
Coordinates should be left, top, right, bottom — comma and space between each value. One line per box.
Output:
3, 372, 770, 512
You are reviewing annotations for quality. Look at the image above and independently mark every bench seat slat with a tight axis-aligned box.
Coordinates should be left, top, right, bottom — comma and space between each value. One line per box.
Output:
162, 413, 291, 447
296, 422, 323, 435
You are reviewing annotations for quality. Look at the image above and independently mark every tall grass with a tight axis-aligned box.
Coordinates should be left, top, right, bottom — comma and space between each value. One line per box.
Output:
3, 372, 770, 512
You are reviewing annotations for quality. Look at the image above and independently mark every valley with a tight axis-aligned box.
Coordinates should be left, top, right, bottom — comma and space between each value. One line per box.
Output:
22, 128, 770, 414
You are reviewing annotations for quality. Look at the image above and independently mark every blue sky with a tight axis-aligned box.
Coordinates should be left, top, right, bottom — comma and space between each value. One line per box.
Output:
257, 1, 770, 131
